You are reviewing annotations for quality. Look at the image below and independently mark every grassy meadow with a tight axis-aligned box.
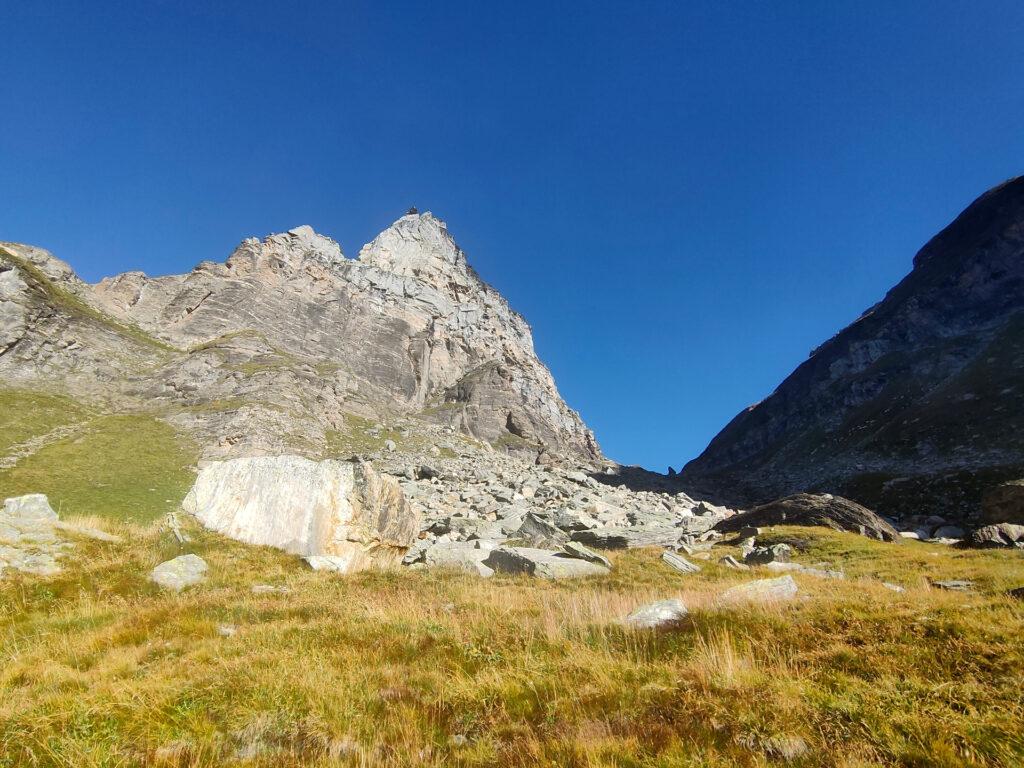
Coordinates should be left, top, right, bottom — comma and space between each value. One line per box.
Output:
1, 520, 1022, 767
2, 388, 1024, 766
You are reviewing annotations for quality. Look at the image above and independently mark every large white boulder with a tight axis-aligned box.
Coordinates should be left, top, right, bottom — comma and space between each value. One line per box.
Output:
183, 456, 419, 573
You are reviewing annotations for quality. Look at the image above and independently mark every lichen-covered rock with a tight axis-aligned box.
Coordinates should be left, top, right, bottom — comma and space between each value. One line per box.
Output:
183, 455, 419, 573
623, 599, 688, 629
150, 554, 208, 591
715, 494, 899, 542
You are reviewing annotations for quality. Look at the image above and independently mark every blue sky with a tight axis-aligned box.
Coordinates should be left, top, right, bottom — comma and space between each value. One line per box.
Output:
3, 1, 1023, 470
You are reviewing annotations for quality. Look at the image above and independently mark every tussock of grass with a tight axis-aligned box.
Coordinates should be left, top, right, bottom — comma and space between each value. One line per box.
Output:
1, 523, 1022, 767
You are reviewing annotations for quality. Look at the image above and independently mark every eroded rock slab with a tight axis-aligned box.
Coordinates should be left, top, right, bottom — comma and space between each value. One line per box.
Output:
570, 525, 681, 550
183, 455, 419, 573
483, 546, 610, 578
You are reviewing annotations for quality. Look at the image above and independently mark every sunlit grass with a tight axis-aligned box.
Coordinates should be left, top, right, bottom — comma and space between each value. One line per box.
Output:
1, 521, 1022, 767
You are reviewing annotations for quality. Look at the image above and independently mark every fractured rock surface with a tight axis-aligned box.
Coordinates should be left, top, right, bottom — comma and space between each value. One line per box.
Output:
183, 455, 419, 573
682, 177, 1024, 521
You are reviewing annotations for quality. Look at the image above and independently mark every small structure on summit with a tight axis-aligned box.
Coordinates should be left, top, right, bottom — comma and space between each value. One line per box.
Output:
407, 206, 418, 215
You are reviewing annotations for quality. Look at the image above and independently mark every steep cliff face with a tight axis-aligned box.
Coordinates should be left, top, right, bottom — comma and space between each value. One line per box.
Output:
682, 177, 1024, 519
0, 213, 599, 463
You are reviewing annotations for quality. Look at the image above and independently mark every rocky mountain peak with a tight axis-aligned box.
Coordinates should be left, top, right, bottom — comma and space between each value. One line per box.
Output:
225, 225, 346, 276
1, 211, 601, 465
357, 212, 470, 290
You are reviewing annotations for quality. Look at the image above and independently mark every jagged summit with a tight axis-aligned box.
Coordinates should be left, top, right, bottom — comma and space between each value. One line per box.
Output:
0, 213, 601, 464
358, 212, 468, 284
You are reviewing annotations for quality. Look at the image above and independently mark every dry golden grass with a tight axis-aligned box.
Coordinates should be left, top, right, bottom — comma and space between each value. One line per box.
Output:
1, 522, 1023, 767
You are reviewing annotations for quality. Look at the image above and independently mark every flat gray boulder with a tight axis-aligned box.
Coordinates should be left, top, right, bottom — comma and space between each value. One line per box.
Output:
719, 574, 798, 605
570, 525, 681, 550
624, 598, 688, 629
183, 455, 419, 573
423, 541, 495, 577
483, 546, 610, 578
150, 554, 208, 591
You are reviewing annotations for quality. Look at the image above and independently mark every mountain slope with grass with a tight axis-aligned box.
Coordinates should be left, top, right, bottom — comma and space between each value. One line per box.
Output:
682, 177, 1024, 521
1, 213, 599, 471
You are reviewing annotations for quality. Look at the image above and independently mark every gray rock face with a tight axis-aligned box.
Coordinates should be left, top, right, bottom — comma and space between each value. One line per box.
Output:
183, 455, 418, 573
482, 546, 610, 578
150, 554, 208, 591
970, 523, 1024, 548
719, 575, 799, 605
623, 599, 688, 629
0, 215, 599, 465
715, 493, 900, 542
2, 214, 600, 465
682, 177, 1024, 521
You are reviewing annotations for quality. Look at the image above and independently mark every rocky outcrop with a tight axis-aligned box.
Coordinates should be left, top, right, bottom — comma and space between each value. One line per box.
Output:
981, 480, 1024, 524
969, 523, 1024, 548
1, 213, 599, 464
682, 177, 1024, 521
1, 493, 119, 577
183, 455, 419, 572
714, 493, 900, 542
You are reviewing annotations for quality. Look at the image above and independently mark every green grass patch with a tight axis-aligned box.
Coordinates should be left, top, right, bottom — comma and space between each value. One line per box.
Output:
0, 388, 91, 457
0, 413, 198, 523
323, 414, 403, 457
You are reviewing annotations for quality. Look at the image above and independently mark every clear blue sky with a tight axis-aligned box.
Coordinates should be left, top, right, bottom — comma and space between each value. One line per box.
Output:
3, 2, 1023, 470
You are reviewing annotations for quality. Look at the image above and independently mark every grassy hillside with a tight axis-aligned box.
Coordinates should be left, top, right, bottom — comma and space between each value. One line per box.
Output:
0, 389, 199, 523
1, 523, 1022, 767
